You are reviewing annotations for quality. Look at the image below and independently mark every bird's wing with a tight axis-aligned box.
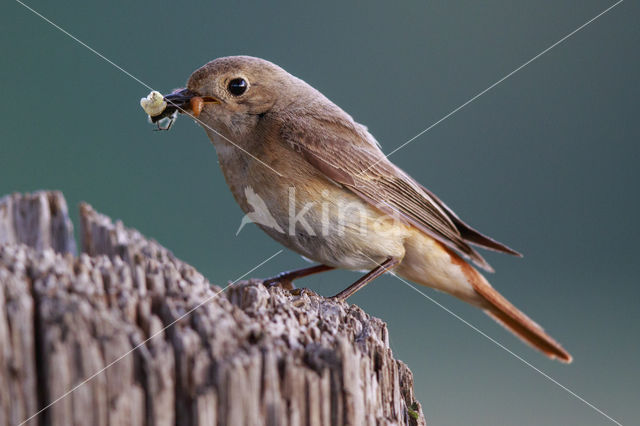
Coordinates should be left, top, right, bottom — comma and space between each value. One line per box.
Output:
280, 114, 520, 272
417, 184, 521, 257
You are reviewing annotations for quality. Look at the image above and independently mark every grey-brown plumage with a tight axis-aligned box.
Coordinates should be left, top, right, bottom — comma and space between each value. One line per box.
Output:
281, 108, 521, 272
161, 55, 571, 363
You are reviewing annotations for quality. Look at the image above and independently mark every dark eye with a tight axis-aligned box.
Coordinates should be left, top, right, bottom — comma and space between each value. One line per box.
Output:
228, 78, 248, 96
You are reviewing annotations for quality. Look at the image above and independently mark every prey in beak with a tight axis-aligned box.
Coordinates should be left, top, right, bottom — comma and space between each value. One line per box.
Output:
140, 88, 218, 131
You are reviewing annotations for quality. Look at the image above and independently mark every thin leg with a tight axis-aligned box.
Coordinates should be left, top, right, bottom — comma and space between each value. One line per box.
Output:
263, 264, 335, 290
331, 257, 399, 301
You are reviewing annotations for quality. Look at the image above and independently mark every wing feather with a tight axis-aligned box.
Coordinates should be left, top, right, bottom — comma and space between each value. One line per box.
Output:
281, 113, 518, 271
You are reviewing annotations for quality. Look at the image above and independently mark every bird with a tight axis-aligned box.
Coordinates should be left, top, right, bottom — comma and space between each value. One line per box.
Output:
155, 55, 572, 363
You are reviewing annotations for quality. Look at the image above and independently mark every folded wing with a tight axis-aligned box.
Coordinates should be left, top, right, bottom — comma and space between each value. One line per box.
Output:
280, 114, 520, 272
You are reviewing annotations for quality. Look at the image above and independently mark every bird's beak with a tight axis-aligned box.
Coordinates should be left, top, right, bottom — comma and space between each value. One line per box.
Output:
163, 88, 197, 111
163, 88, 220, 118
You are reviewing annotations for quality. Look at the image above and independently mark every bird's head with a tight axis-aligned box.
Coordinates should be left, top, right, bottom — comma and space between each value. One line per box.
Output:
166, 56, 309, 141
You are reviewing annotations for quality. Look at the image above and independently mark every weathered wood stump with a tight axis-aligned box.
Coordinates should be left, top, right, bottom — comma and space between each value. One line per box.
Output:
0, 191, 425, 426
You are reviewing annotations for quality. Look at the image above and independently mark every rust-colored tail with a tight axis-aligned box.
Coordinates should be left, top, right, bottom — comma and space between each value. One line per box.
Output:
438, 243, 572, 362
397, 234, 572, 362
475, 279, 572, 363
463, 262, 572, 363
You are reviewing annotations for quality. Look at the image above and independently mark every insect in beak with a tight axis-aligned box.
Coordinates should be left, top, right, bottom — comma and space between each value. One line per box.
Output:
189, 95, 220, 118
152, 112, 177, 131
163, 89, 219, 120
162, 88, 198, 115
190, 97, 204, 117
142, 88, 219, 131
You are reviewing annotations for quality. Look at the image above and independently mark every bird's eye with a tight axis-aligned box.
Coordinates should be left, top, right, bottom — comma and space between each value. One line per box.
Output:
228, 78, 248, 96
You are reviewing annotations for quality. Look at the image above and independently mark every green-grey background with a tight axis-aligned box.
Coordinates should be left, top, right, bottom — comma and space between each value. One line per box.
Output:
2, 0, 638, 424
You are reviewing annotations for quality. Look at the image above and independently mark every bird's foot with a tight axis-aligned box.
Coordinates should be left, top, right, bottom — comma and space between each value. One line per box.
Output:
262, 275, 296, 291
262, 279, 313, 307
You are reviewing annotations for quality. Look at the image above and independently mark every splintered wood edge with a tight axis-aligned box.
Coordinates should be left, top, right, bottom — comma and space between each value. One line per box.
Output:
0, 191, 425, 425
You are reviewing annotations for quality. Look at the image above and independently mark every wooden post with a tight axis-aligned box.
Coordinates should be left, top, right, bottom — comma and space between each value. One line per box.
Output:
0, 191, 425, 426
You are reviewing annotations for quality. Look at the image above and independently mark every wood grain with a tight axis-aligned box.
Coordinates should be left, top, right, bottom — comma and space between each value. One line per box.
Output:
0, 191, 425, 426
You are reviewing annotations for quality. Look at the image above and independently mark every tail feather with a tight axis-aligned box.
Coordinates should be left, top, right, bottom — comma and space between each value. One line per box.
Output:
486, 310, 572, 363
466, 264, 573, 363
397, 233, 572, 362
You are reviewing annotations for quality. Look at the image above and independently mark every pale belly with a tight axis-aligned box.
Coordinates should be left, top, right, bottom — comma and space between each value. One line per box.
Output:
253, 182, 411, 270
213, 139, 410, 270
208, 135, 483, 307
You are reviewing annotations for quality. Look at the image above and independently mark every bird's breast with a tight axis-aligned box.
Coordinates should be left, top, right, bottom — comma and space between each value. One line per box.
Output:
211, 135, 410, 269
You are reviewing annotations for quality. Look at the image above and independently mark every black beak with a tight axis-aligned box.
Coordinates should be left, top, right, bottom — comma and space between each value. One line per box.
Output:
164, 88, 197, 109
152, 88, 195, 122
148, 88, 196, 123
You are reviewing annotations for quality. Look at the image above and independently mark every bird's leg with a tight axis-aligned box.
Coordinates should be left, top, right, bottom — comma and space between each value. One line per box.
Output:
331, 257, 399, 301
263, 264, 335, 290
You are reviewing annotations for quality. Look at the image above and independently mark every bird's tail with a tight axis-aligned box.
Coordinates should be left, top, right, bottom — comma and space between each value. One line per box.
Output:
470, 268, 572, 363
396, 234, 572, 363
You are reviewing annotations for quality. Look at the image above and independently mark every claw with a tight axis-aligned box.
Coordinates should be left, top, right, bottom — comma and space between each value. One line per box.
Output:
263, 277, 296, 290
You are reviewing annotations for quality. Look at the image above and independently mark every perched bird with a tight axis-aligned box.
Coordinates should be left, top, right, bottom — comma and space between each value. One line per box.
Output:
156, 55, 571, 362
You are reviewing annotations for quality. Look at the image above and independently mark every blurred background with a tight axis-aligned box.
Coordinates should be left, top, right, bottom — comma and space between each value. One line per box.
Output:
1, 0, 638, 424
